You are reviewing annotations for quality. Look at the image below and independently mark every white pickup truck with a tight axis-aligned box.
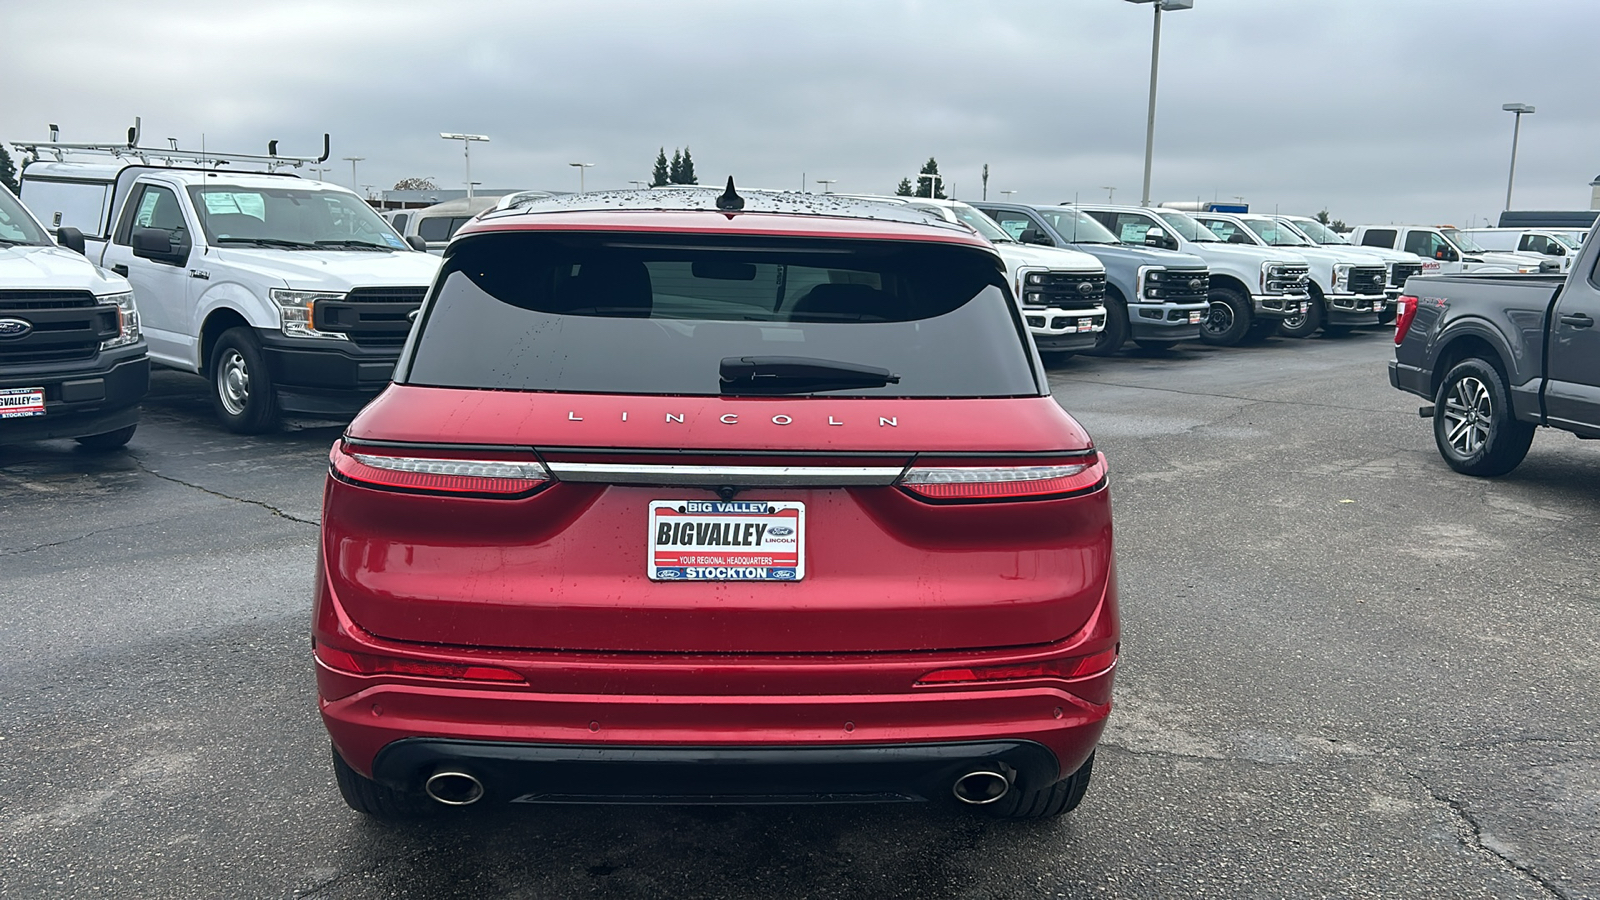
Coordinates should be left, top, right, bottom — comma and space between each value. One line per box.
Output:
15, 136, 439, 433
1346, 225, 1546, 277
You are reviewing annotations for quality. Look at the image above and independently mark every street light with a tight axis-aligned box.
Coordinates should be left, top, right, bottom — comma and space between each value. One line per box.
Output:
343, 156, 365, 190
1000, 190, 1017, 200
917, 173, 943, 198
1124, 0, 1195, 207
440, 133, 490, 200
569, 162, 595, 193
1102, 186, 1117, 202
815, 179, 837, 193
1502, 103, 1535, 210
309, 165, 331, 182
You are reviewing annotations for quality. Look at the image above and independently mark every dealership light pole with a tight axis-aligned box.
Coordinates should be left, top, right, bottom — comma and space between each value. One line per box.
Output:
440, 133, 490, 200
1502, 103, 1535, 210
815, 179, 837, 194
1125, 0, 1194, 207
342, 156, 364, 190
569, 162, 595, 193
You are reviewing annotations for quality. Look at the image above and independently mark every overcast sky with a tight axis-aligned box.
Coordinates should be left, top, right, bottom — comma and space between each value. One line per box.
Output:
6, 0, 1596, 226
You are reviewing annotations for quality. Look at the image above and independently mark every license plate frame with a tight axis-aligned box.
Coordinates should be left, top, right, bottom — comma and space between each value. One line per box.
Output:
648, 500, 805, 582
0, 387, 46, 419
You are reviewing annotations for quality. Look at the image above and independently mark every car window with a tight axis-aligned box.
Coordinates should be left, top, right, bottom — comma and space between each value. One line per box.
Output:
1154, 210, 1221, 242
0, 188, 51, 245
1034, 209, 1120, 244
1200, 219, 1256, 245
987, 210, 1042, 243
403, 232, 1040, 398
1404, 230, 1454, 260
116, 184, 188, 245
390, 213, 409, 232
1360, 229, 1397, 249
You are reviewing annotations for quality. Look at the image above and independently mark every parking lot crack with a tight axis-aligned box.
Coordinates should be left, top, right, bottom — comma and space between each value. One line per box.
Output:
0, 518, 173, 557
1408, 772, 1569, 899
130, 459, 318, 526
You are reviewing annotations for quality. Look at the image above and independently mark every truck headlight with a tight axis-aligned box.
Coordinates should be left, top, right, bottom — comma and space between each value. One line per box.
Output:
1026, 273, 1044, 286
97, 291, 141, 349
270, 289, 349, 340
1331, 264, 1352, 292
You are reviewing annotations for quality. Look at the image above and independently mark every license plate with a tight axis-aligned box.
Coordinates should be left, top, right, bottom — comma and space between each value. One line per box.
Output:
1077, 318, 1094, 333
649, 500, 805, 581
0, 387, 45, 419
1188, 311, 1203, 324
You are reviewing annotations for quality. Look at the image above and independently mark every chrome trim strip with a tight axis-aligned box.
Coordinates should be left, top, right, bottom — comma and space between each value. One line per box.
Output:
546, 462, 905, 486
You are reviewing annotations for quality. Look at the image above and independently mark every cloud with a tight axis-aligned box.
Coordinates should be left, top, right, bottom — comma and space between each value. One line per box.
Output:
5, 0, 1595, 224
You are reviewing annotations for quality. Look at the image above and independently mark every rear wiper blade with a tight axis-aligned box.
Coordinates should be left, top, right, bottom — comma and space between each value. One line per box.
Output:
213, 237, 316, 249
720, 356, 900, 395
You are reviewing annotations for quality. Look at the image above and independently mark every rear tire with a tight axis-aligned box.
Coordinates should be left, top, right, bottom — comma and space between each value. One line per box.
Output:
210, 326, 279, 434
75, 424, 136, 451
1432, 358, 1535, 477
1277, 288, 1324, 339
1197, 287, 1252, 347
331, 747, 434, 819
983, 753, 1094, 820
1086, 294, 1129, 356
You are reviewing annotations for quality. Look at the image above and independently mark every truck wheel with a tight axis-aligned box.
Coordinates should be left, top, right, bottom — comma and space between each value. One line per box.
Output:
982, 753, 1094, 820
1087, 295, 1129, 356
1433, 358, 1535, 477
1198, 287, 1252, 346
210, 327, 279, 434
331, 747, 434, 819
1277, 290, 1324, 339
74, 425, 136, 451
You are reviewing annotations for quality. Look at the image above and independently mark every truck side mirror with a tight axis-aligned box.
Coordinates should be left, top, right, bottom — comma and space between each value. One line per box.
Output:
1025, 232, 1053, 246
1144, 227, 1170, 249
1539, 259, 1562, 273
1544, 244, 1564, 256
406, 234, 428, 252
56, 226, 86, 256
131, 226, 187, 265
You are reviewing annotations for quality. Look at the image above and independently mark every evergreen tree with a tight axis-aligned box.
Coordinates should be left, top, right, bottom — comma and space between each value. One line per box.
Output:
651, 148, 670, 187
677, 147, 698, 185
1315, 209, 1332, 226
669, 149, 684, 185
915, 157, 945, 199
895, 178, 914, 196
0, 145, 18, 195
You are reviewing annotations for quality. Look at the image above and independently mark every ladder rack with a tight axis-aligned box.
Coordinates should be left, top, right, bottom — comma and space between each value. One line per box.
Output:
10, 117, 331, 173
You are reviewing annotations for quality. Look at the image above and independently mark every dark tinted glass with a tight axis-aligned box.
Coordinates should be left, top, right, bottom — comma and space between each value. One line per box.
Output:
417, 216, 455, 242
402, 231, 1040, 397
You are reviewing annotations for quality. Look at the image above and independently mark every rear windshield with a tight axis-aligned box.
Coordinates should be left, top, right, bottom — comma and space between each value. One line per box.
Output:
401, 231, 1041, 397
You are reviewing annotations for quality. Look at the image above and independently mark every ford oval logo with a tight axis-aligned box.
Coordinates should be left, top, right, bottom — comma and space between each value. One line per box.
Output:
1189, 278, 1204, 290
1077, 281, 1096, 295
768, 525, 794, 537
0, 318, 34, 340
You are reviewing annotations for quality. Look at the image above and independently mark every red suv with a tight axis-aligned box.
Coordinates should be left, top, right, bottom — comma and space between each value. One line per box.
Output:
314, 184, 1118, 820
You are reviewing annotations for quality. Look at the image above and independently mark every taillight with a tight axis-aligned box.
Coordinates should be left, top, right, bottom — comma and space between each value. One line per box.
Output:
1394, 294, 1420, 345
314, 642, 525, 683
898, 452, 1106, 502
330, 442, 549, 496
916, 646, 1118, 686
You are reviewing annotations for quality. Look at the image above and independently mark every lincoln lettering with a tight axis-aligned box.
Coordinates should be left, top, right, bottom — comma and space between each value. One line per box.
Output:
656, 521, 770, 547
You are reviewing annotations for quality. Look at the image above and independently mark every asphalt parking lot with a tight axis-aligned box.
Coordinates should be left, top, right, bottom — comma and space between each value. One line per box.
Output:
1, 329, 1596, 900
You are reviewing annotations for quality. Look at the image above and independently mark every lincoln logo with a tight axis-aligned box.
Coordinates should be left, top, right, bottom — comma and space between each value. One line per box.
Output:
0, 318, 33, 339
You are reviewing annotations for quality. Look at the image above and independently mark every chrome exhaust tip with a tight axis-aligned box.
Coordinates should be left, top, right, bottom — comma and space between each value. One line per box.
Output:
951, 769, 1012, 805
424, 769, 485, 806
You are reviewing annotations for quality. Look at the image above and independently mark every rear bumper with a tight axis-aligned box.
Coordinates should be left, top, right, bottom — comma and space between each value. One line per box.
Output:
0, 350, 148, 444
369, 738, 1062, 805
257, 330, 399, 416
1128, 301, 1206, 340
1389, 358, 1431, 399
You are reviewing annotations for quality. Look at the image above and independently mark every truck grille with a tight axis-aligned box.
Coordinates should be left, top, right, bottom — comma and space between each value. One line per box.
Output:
1388, 262, 1423, 290
1144, 268, 1209, 303
1021, 272, 1106, 310
1348, 266, 1387, 296
0, 291, 116, 366
313, 286, 428, 347
1264, 264, 1310, 295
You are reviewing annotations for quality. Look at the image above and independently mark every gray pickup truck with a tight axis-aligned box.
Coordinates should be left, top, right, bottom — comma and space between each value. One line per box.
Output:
1390, 231, 1600, 476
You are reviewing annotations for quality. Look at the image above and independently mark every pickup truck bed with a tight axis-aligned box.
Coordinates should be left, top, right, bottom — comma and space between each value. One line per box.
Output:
1391, 270, 1599, 475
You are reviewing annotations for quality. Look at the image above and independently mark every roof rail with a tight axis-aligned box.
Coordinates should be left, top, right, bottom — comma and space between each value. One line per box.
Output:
10, 117, 331, 172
